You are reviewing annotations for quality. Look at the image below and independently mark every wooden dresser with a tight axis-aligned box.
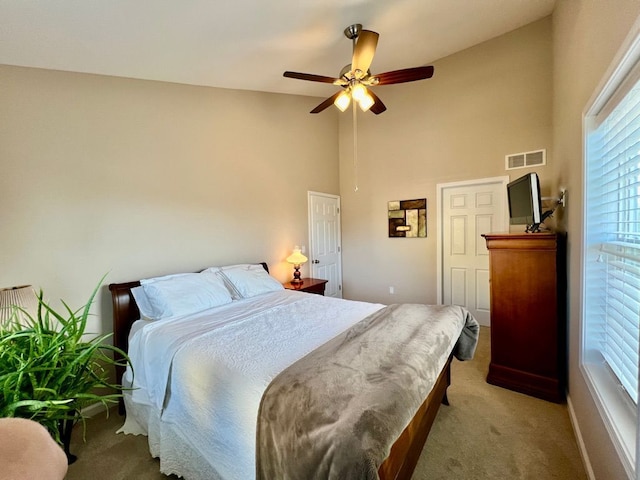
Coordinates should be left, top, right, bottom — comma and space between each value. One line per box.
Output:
482, 232, 566, 403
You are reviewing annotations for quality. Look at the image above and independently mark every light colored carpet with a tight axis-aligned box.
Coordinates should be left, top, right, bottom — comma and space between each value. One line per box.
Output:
65, 326, 586, 479
415, 327, 586, 479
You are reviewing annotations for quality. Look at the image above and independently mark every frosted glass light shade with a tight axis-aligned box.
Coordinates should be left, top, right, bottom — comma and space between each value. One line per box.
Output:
351, 83, 368, 102
358, 92, 374, 112
334, 91, 351, 112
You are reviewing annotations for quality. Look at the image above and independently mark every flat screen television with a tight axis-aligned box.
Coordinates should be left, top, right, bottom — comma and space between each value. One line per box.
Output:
507, 172, 542, 229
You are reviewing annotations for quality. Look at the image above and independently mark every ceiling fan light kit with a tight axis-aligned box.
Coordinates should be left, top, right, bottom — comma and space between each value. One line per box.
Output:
283, 23, 435, 115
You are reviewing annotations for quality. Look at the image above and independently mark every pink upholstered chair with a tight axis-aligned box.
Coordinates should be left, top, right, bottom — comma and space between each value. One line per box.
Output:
0, 418, 68, 480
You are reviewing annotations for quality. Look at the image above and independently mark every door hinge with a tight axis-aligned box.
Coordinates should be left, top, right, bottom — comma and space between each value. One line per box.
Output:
337, 207, 340, 213
339, 284, 342, 290
338, 246, 341, 253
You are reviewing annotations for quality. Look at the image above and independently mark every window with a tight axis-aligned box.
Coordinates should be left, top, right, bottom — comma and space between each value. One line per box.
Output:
586, 82, 640, 404
583, 27, 640, 479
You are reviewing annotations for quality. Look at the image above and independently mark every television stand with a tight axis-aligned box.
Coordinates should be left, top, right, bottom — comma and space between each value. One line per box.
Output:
527, 190, 566, 233
526, 209, 555, 233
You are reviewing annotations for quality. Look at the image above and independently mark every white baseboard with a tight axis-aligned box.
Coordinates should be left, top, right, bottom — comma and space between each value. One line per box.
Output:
80, 401, 109, 418
567, 394, 596, 480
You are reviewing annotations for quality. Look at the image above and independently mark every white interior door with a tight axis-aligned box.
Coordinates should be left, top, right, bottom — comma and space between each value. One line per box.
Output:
308, 191, 342, 298
438, 177, 509, 326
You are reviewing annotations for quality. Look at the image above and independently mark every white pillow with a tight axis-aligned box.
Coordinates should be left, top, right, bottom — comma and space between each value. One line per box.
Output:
141, 272, 233, 319
219, 266, 283, 299
221, 264, 264, 271
137, 272, 191, 320
130, 286, 160, 321
140, 272, 191, 284
203, 264, 267, 299
202, 266, 221, 273
203, 264, 263, 272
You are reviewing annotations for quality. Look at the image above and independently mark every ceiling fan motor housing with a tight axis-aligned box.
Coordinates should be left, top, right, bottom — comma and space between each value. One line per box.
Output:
344, 24, 362, 40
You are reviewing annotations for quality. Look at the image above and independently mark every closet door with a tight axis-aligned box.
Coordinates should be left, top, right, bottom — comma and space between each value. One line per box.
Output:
441, 179, 507, 326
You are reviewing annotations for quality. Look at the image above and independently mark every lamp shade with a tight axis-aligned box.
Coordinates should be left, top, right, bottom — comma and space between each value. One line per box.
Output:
358, 91, 374, 112
351, 83, 368, 102
334, 90, 351, 112
0, 285, 38, 327
286, 246, 308, 266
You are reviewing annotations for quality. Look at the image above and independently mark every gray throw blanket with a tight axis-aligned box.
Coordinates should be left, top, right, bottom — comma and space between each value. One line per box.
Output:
256, 304, 479, 480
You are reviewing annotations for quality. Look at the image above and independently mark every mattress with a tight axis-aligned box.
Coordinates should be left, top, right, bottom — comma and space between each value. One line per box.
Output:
119, 289, 384, 480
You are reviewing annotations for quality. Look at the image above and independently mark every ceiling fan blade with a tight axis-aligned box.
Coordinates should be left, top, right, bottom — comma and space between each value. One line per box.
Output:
374, 66, 434, 85
283, 71, 340, 84
310, 92, 342, 114
367, 89, 387, 115
352, 30, 379, 75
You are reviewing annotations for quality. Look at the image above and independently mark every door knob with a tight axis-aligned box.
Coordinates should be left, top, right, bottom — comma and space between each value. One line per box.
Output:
313, 259, 320, 264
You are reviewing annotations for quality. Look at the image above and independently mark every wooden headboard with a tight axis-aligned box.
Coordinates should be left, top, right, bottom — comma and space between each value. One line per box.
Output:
108, 262, 269, 412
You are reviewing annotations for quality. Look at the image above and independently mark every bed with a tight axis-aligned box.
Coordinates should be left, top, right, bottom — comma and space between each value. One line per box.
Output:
109, 263, 478, 480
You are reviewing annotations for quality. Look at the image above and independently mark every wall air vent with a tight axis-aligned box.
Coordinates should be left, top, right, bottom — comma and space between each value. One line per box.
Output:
505, 149, 546, 171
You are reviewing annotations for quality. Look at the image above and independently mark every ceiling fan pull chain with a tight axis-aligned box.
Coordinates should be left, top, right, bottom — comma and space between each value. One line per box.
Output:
353, 101, 359, 192
351, 21, 361, 193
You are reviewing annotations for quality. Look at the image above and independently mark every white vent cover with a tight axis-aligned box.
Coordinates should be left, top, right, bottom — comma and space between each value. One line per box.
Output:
505, 149, 546, 170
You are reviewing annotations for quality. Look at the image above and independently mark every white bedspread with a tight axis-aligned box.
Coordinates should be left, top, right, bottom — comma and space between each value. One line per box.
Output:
119, 290, 384, 480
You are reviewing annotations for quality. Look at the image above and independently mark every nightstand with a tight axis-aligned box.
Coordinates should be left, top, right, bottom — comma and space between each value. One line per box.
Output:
283, 278, 328, 296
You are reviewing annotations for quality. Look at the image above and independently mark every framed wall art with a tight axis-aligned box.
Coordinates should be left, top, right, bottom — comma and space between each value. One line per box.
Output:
388, 198, 427, 237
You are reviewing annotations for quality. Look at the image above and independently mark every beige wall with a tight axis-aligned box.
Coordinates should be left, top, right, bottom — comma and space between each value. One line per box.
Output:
0, 65, 339, 336
552, 1, 640, 479
339, 18, 553, 304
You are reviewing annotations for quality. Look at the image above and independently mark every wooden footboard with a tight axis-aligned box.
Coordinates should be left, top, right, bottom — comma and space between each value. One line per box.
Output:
378, 354, 452, 480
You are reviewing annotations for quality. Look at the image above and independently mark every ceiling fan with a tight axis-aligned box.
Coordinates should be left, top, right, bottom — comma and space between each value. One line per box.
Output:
283, 24, 435, 115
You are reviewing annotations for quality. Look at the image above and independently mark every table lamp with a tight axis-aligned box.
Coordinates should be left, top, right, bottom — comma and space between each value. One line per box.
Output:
286, 246, 308, 285
0, 285, 38, 327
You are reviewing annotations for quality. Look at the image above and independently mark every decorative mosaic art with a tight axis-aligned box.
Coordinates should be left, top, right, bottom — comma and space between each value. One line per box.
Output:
388, 198, 427, 237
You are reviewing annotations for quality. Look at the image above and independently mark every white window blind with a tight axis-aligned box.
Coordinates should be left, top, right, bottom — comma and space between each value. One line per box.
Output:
586, 75, 640, 404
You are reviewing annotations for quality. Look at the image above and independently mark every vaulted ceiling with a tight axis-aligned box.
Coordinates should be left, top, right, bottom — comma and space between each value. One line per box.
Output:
0, 0, 555, 97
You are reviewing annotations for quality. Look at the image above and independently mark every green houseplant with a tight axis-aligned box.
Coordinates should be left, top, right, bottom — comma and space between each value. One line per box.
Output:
0, 277, 130, 462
